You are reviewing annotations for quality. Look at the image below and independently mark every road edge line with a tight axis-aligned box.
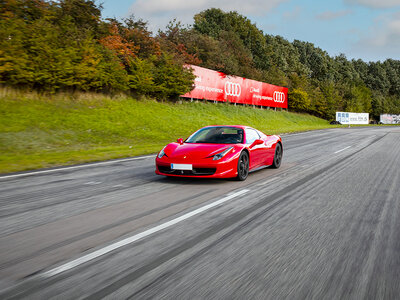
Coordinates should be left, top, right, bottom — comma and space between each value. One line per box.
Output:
42, 189, 249, 277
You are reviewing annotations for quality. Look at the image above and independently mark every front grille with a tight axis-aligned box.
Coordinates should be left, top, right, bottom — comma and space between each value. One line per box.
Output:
158, 165, 172, 173
158, 165, 216, 176
193, 168, 216, 175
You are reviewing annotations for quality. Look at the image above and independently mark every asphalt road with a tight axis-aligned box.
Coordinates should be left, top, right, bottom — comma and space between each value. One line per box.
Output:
1, 126, 400, 299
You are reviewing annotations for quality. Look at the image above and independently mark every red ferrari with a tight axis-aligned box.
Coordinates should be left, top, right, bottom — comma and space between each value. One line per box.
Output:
155, 125, 282, 181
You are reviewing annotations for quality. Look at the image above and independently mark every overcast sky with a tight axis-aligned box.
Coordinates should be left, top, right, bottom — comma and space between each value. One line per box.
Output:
100, 0, 400, 62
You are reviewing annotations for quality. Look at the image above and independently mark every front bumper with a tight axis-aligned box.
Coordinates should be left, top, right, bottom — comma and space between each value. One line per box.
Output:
155, 156, 239, 178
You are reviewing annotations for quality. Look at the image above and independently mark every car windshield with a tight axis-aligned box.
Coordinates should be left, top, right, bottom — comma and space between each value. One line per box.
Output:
186, 127, 244, 144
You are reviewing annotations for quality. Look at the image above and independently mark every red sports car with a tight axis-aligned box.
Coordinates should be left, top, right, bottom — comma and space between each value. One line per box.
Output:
155, 125, 283, 181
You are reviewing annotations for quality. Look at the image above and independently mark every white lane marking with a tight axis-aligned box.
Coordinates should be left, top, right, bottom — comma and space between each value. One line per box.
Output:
43, 189, 249, 277
0, 155, 155, 180
112, 184, 124, 188
334, 146, 351, 154
84, 181, 102, 185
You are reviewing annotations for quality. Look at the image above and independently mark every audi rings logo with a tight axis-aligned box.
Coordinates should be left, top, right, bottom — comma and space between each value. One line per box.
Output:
225, 82, 241, 97
273, 91, 285, 103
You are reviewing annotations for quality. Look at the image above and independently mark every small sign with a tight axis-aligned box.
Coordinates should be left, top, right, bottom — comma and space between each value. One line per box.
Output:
336, 112, 369, 125
380, 114, 400, 124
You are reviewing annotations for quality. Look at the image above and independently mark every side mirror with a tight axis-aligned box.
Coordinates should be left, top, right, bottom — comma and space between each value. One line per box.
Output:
177, 138, 184, 145
250, 139, 264, 147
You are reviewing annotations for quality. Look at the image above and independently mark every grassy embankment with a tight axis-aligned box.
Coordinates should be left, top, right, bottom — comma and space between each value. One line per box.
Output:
0, 88, 337, 173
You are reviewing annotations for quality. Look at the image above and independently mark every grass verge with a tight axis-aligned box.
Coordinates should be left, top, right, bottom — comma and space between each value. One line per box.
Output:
0, 88, 337, 173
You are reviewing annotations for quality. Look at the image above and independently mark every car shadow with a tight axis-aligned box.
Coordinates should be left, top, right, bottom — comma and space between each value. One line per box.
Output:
157, 176, 231, 185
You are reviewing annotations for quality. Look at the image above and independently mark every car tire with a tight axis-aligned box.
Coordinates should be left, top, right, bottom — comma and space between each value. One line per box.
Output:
236, 151, 249, 181
271, 143, 282, 169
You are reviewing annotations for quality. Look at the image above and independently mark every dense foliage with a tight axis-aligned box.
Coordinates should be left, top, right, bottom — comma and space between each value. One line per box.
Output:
1, 2, 399, 119
188, 9, 400, 120
0, 0, 194, 98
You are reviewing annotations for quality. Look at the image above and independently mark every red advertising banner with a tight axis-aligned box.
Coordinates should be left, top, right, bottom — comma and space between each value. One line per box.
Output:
181, 65, 288, 109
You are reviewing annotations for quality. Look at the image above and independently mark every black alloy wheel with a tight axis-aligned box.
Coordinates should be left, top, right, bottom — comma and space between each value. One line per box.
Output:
237, 151, 249, 181
271, 143, 282, 169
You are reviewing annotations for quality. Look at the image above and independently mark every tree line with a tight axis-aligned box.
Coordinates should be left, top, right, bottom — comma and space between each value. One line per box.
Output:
1, 1, 399, 120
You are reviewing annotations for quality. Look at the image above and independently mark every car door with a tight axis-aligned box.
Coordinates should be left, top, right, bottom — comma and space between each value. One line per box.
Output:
258, 131, 276, 165
245, 128, 263, 168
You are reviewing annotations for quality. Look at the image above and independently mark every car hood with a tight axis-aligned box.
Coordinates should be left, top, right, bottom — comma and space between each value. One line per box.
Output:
165, 143, 238, 160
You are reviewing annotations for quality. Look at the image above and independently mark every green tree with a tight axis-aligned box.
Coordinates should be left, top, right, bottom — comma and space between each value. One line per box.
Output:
127, 57, 155, 94
58, 0, 101, 33
151, 53, 195, 99
288, 88, 311, 112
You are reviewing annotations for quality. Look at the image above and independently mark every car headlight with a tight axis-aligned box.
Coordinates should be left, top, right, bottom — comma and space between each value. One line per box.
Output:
158, 146, 167, 158
213, 147, 234, 161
